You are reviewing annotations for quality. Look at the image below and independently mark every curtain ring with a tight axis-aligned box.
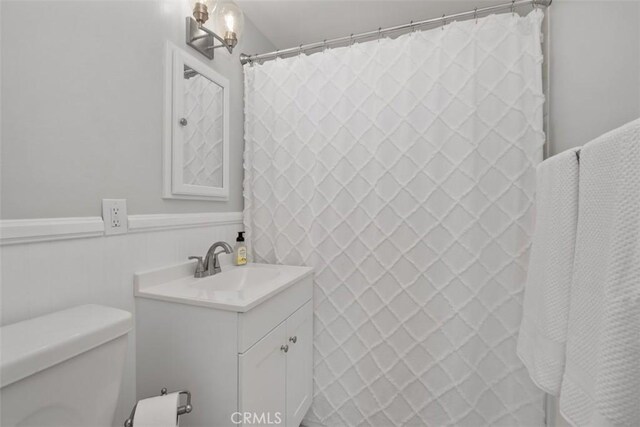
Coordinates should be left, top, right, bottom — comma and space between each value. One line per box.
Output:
511, 0, 516, 16
350, 34, 354, 47
378, 27, 382, 42
441, 14, 446, 31
323, 40, 327, 53
474, 8, 478, 24
532, 0, 537, 10
298, 44, 303, 57
410, 20, 415, 34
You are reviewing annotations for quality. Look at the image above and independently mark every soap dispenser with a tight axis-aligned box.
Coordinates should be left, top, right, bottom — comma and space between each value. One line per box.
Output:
234, 231, 247, 266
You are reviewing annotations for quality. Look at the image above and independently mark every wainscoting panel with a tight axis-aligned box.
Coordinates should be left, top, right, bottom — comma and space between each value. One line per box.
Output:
0, 213, 243, 424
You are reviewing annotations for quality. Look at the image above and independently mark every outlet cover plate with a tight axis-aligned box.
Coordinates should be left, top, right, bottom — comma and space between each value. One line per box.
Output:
102, 199, 128, 235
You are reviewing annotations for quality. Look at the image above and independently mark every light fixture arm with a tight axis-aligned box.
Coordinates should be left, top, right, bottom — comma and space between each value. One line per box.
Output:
186, 17, 235, 60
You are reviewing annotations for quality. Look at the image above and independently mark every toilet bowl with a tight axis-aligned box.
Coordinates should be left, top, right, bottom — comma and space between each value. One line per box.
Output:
0, 305, 132, 427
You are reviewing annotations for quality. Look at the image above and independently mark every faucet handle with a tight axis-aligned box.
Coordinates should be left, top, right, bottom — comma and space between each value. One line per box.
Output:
188, 256, 206, 277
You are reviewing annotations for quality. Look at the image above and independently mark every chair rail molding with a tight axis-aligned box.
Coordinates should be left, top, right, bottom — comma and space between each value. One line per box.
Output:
0, 217, 105, 245
0, 212, 243, 245
128, 212, 243, 233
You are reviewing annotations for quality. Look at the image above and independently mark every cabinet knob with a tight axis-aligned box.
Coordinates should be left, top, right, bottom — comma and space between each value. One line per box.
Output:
280, 344, 289, 353
179, 118, 188, 126
289, 336, 297, 344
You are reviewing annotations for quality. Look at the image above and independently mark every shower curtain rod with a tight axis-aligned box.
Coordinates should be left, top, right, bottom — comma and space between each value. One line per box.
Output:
239, 0, 551, 65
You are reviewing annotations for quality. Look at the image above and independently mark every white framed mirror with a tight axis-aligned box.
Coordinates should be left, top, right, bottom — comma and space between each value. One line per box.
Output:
163, 43, 230, 200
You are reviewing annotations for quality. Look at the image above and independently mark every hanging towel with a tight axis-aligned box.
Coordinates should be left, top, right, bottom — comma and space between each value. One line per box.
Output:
517, 147, 580, 395
560, 118, 640, 427
594, 122, 640, 426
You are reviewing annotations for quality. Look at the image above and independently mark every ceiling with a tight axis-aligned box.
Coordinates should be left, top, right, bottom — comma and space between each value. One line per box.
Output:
237, 0, 519, 51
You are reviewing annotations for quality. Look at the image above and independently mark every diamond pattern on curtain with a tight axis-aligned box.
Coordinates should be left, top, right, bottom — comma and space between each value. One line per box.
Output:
244, 10, 546, 427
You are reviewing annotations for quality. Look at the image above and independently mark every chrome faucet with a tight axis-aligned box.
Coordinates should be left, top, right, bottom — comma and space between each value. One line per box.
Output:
188, 241, 233, 278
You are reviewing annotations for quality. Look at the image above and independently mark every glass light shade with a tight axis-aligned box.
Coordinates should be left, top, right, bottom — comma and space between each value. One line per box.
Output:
190, 0, 214, 24
212, 0, 244, 47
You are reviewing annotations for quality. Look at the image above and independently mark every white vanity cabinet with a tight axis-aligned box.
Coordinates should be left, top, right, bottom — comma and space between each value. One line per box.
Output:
135, 263, 314, 427
284, 302, 314, 426
239, 301, 313, 427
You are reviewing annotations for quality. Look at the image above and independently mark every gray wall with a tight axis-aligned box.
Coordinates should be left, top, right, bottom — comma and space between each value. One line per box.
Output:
2, 0, 639, 218
548, 0, 640, 155
0, 0, 274, 219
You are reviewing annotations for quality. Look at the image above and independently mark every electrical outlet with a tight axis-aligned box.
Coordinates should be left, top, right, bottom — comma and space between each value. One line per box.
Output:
102, 199, 128, 235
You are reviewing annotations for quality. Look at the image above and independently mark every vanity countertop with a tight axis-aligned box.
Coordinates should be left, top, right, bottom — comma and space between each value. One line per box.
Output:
134, 262, 313, 312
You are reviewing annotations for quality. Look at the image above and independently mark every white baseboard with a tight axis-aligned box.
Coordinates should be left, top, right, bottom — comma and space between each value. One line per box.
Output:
0, 212, 243, 245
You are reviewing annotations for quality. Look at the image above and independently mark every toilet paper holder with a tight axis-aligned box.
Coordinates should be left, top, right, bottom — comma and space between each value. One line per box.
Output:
124, 388, 192, 427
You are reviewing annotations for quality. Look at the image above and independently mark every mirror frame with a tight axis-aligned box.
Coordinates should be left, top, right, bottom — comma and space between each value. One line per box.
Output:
163, 43, 230, 201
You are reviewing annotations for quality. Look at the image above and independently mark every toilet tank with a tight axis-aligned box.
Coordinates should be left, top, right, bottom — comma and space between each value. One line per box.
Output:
0, 305, 133, 427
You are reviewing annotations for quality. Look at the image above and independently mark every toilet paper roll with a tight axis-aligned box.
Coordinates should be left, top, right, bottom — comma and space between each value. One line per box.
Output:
133, 392, 181, 427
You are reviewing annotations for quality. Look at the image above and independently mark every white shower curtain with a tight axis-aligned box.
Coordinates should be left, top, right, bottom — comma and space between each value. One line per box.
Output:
244, 10, 546, 427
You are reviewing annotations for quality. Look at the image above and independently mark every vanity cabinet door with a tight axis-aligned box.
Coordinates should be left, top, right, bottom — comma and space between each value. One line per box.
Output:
239, 321, 287, 427
285, 301, 313, 427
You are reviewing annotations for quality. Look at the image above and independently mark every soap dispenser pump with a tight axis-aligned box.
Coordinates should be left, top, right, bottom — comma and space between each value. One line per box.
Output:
234, 231, 247, 266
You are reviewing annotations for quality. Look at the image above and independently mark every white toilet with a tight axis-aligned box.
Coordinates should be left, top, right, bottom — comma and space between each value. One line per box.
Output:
0, 304, 132, 427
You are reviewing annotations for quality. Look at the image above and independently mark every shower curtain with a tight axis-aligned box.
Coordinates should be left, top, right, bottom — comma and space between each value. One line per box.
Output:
244, 10, 546, 427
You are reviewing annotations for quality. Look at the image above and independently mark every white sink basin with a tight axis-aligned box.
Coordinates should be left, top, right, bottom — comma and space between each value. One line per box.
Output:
134, 262, 313, 312
192, 267, 281, 292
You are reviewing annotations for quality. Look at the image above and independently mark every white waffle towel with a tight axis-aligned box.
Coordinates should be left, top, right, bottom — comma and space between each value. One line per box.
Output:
517, 147, 580, 395
560, 118, 640, 427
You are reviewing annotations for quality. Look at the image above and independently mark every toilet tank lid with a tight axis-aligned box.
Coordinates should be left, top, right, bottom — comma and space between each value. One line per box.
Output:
0, 304, 132, 388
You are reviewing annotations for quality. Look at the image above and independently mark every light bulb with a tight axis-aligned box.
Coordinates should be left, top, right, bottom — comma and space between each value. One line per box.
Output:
212, 0, 244, 48
224, 13, 235, 32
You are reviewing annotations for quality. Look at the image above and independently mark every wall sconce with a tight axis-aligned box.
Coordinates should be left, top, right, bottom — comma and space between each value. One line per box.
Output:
186, 0, 244, 60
